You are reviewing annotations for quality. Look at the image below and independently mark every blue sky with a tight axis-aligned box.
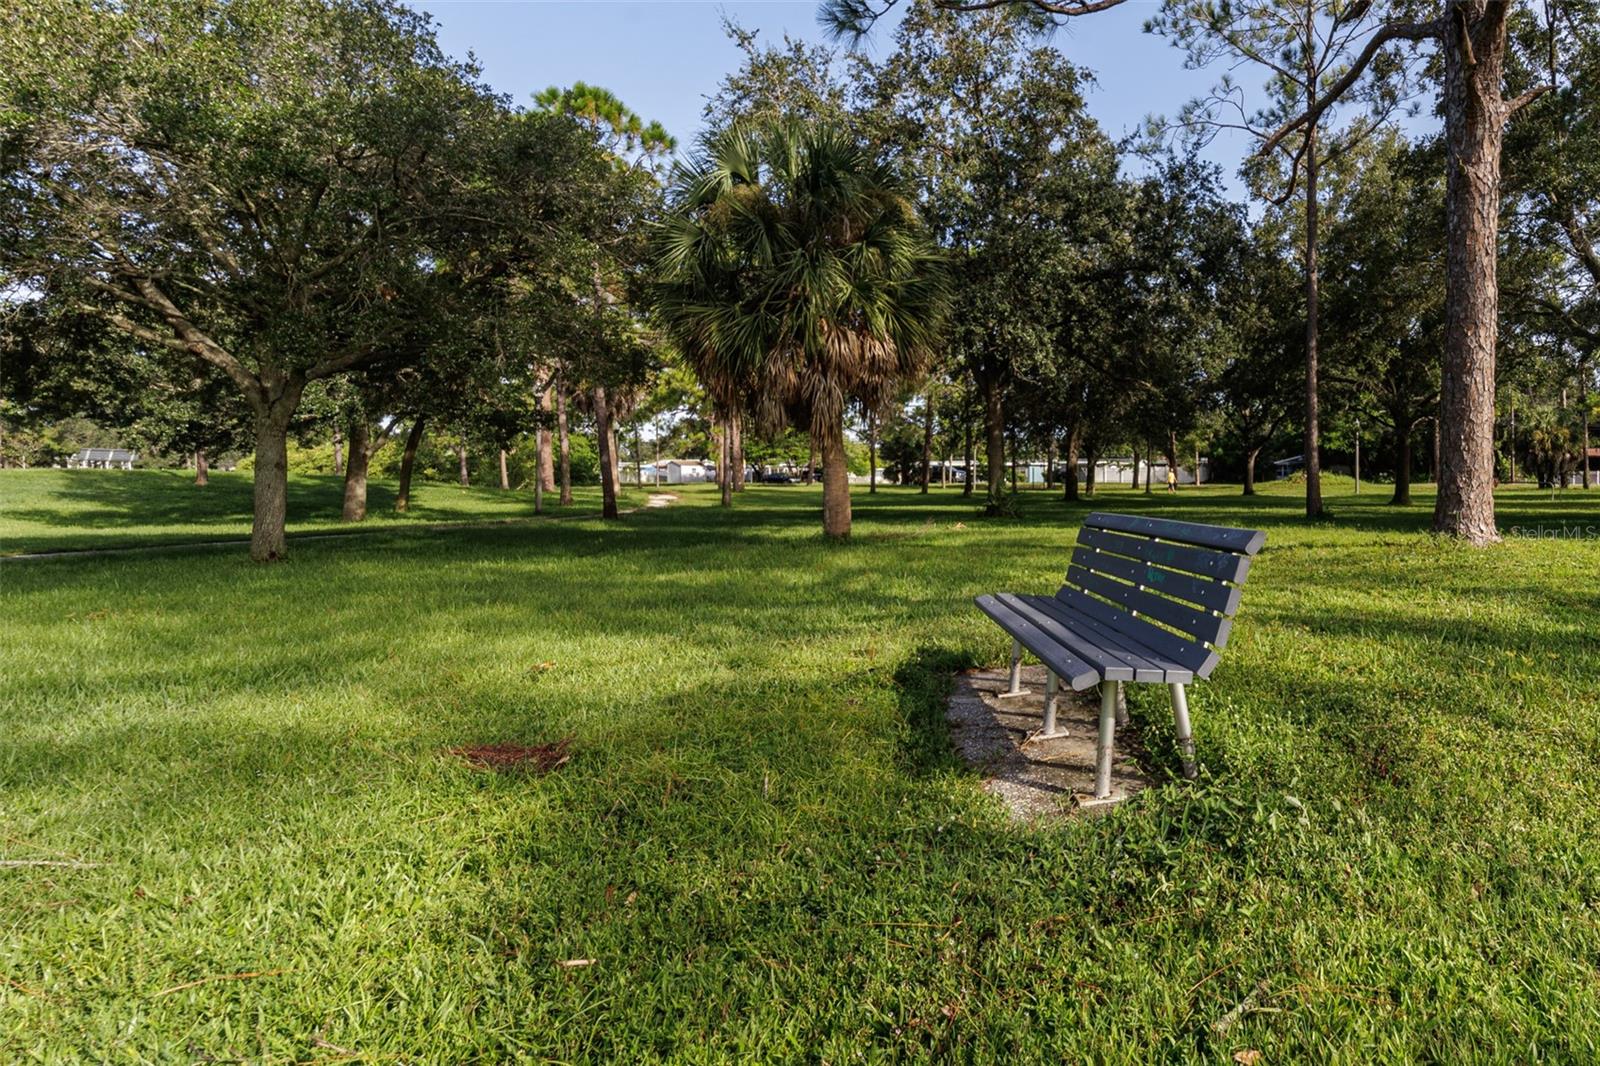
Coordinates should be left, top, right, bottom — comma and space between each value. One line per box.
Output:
410, 1, 1263, 185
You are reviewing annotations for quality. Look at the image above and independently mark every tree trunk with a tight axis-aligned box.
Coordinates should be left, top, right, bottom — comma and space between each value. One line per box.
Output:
249, 381, 302, 563
1145, 439, 1155, 495
1062, 424, 1082, 501
868, 409, 878, 494
342, 421, 371, 522
332, 425, 344, 478
1431, 414, 1440, 484
194, 450, 209, 487
1044, 438, 1056, 491
719, 414, 732, 507
819, 417, 851, 539
1303, 107, 1325, 518
1583, 352, 1592, 490
731, 412, 745, 492
1244, 445, 1260, 496
1433, 3, 1514, 544
805, 436, 816, 485
1131, 446, 1141, 492
962, 418, 974, 497
1166, 429, 1180, 490
608, 421, 621, 498
983, 374, 1005, 513
1393, 418, 1414, 506
920, 391, 934, 494
594, 385, 619, 519
457, 436, 469, 487
538, 388, 556, 493
395, 416, 425, 513
499, 448, 510, 491
557, 386, 573, 505
1084, 446, 1098, 498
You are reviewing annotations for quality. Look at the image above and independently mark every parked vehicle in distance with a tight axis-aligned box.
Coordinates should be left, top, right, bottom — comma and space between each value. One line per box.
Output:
761, 472, 793, 484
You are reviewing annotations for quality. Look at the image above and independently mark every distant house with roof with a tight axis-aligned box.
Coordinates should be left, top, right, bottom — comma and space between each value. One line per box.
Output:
661, 459, 714, 484
67, 448, 138, 470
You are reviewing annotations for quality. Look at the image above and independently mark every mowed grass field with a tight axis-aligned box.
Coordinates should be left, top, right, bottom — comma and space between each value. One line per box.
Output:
0, 468, 638, 555
2, 473, 1599, 1061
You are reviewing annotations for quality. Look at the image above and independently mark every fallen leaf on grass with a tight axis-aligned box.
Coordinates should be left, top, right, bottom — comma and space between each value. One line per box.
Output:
2, 974, 44, 998
1233, 1050, 1262, 1065
448, 738, 572, 774
156, 969, 292, 996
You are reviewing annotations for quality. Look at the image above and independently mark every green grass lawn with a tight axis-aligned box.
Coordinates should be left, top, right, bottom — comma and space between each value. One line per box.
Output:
0, 468, 644, 555
3, 475, 1599, 1061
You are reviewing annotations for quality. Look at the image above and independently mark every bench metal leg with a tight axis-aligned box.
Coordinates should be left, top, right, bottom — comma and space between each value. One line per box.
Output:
1114, 683, 1129, 728
1169, 682, 1197, 781
1039, 669, 1066, 738
1095, 680, 1120, 799
998, 637, 1030, 698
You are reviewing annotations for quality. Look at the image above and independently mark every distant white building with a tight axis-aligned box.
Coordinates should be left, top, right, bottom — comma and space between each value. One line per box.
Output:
67, 448, 138, 470
662, 459, 713, 484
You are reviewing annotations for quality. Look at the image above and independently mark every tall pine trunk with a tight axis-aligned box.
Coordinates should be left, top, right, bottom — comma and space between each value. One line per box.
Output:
194, 450, 209, 487
819, 417, 851, 539
396, 416, 425, 513
1434, 1, 1519, 543
499, 448, 510, 491
457, 436, 469, 486
594, 385, 619, 519
1302, 103, 1325, 517
342, 421, 371, 522
731, 412, 745, 491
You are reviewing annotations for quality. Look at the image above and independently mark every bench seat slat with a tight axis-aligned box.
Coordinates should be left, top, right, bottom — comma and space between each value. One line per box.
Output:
1070, 546, 1241, 616
1080, 527, 1252, 584
1054, 585, 1220, 679
1066, 565, 1233, 649
998, 593, 1161, 683
1086, 511, 1267, 555
1011, 594, 1191, 684
973, 594, 1100, 691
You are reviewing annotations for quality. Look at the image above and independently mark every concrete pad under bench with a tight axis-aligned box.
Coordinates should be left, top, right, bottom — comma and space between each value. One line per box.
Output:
947, 665, 1150, 820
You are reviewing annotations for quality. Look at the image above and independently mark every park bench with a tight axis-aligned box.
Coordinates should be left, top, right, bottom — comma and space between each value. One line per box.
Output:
975, 511, 1266, 800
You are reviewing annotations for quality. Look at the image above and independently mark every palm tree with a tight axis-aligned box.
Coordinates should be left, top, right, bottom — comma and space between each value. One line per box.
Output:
652, 120, 947, 538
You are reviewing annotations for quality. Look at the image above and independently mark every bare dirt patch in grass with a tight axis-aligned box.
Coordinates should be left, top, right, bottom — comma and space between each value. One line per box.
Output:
448, 738, 573, 774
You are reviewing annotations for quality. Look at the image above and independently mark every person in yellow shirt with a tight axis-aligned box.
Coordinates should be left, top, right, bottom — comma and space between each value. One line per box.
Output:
1167, 467, 1178, 493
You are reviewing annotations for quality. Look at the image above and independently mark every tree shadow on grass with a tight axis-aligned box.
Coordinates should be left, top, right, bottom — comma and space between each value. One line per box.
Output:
891, 645, 979, 780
